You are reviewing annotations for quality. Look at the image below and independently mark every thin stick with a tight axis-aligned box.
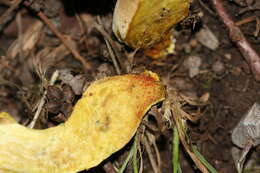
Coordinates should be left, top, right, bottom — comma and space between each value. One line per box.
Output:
152, 141, 162, 172
0, 0, 23, 27
235, 16, 256, 26
104, 39, 121, 75
94, 23, 121, 74
212, 0, 260, 81
95, 16, 126, 72
198, 0, 216, 16
38, 12, 91, 70
255, 17, 260, 37
28, 70, 59, 128
23, 1, 91, 70
138, 140, 144, 173
142, 134, 159, 173
16, 11, 23, 58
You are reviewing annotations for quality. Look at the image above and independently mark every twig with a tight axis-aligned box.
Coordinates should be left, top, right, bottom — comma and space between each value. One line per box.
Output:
28, 70, 59, 128
142, 134, 160, 173
23, 1, 91, 70
16, 11, 23, 58
239, 6, 260, 15
198, 0, 216, 16
95, 16, 126, 73
235, 16, 256, 26
137, 138, 144, 173
0, 0, 23, 28
126, 49, 139, 73
104, 38, 121, 75
75, 13, 89, 50
94, 22, 122, 74
38, 12, 91, 70
255, 17, 260, 37
212, 0, 260, 81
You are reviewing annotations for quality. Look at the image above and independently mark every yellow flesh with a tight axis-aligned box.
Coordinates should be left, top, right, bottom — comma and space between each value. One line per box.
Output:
0, 72, 165, 173
113, 0, 190, 49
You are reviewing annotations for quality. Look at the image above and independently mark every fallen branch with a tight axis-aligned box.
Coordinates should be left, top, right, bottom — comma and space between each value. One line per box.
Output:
212, 0, 260, 81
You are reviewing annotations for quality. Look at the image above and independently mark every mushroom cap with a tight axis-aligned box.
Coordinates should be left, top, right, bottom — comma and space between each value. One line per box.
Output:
0, 72, 165, 173
113, 0, 190, 49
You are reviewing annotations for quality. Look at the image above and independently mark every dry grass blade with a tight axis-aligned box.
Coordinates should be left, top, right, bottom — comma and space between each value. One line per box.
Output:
142, 134, 161, 173
93, 22, 124, 74
147, 131, 162, 171
138, 138, 144, 173
28, 70, 59, 128
171, 100, 210, 173
172, 127, 181, 173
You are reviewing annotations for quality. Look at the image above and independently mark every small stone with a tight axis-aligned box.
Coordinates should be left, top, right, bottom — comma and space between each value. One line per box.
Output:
199, 92, 210, 103
185, 56, 202, 78
196, 26, 219, 50
212, 61, 225, 74
171, 77, 194, 91
183, 43, 191, 54
189, 39, 198, 48
232, 103, 260, 148
224, 53, 232, 61
231, 67, 242, 77
59, 70, 87, 95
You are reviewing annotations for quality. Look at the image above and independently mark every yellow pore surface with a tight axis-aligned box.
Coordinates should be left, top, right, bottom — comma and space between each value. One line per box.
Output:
113, 0, 190, 49
0, 72, 165, 173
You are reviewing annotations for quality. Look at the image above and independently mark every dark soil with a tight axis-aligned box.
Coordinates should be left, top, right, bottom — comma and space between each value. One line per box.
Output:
0, 0, 259, 172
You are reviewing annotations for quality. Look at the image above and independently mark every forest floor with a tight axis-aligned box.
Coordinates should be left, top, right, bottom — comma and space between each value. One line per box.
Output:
0, 0, 260, 172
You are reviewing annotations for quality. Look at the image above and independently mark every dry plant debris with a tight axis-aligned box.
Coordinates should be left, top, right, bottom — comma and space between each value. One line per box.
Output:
212, 0, 260, 81
0, 0, 259, 172
0, 72, 165, 173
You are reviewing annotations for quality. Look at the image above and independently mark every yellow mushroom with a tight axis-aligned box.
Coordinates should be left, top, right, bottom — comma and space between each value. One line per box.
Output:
0, 72, 165, 173
112, 0, 190, 58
